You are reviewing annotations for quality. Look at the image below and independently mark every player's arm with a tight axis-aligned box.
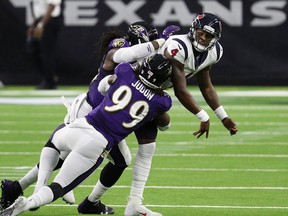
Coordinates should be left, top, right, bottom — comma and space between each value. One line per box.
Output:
98, 74, 117, 96
196, 67, 237, 135
38, 4, 55, 28
164, 49, 210, 138
33, 3, 57, 39
112, 38, 166, 64
102, 38, 165, 71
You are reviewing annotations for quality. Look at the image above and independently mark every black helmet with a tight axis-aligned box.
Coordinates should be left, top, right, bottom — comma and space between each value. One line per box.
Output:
188, 13, 222, 52
139, 54, 172, 89
127, 21, 159, 45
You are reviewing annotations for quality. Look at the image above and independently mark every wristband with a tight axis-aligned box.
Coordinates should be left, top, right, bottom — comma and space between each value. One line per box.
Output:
155, 38, 166, 47
195, 109, 209, 122
214, 106, 228, 121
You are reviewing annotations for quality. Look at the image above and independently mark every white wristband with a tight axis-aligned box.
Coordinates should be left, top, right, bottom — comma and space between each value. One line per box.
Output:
195, 109, 209, 122
155, 38, 166, 47
214, 106, 228, 121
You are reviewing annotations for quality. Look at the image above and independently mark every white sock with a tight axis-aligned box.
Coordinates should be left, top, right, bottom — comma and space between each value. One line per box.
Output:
19, 165, 39, 190
88, 180, 110, 203
129, 142, 156, 203
27, 186, 54, 210
34, 147, 60, 193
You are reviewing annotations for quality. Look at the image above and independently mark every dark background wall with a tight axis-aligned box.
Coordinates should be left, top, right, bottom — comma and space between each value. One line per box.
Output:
0, 0, 287, 86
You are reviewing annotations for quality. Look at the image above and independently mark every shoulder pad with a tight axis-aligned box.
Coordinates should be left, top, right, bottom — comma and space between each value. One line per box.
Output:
108, 38, 130, 50
166, 38, 188, 64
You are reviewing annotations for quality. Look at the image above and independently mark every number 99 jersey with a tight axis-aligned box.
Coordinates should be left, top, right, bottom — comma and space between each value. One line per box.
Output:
86, 62, 172, 148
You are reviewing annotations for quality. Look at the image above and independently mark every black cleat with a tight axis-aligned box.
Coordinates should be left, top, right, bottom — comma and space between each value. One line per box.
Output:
0, 180, 23, 210
77, 197, 114, 214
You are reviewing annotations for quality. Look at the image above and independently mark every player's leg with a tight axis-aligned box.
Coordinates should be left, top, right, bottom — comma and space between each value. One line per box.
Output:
0, 120, 109, 215
0, 124, 69, 210
125, 120, 162, 216
78, 139, 131, 214
5, 120, 108, 215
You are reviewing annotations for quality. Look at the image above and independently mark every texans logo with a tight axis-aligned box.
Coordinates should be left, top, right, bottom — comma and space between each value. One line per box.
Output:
197, 14, 205, 19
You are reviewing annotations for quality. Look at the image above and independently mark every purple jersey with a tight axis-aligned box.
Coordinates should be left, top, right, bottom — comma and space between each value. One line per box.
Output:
87, 38, 130, 108
86, 63, 171, 149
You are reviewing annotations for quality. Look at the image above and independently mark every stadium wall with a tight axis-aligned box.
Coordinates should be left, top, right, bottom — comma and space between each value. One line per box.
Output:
0, 0, 287, 86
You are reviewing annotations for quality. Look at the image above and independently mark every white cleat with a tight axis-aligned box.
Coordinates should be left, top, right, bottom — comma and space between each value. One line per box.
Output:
62, 190, 75, 205
124, 199, 162, 216
0, 196, 28, 216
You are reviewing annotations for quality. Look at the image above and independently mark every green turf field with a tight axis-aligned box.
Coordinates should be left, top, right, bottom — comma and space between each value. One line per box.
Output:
0, 86, 288, 216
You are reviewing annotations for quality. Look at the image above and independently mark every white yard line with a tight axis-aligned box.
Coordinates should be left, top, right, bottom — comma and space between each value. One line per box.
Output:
0, 90, 288, 104
0, 152, 287, 158
1, 166, 287, 173
45, 203, 288, 209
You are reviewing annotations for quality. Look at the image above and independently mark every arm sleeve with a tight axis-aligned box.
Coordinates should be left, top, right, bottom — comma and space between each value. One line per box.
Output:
112, 42, 156, 63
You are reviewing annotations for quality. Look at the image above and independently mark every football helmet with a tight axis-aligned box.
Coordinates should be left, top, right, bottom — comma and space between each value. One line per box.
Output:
188, 13, 222, 52
139, 54, 172, 89
127, 21, 159, 45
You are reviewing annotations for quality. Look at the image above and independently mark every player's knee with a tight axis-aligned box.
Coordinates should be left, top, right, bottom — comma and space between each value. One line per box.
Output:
48, 182, 64, 201
44, 140, 60, 154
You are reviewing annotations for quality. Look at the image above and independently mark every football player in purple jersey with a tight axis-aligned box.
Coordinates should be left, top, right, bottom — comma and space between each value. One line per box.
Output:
159, 13, 238, 137
0, 54, 172, 216
0, 22, 180, 215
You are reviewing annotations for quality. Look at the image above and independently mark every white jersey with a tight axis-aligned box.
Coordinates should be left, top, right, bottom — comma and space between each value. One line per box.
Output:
158, 34, 223, 88
32, 0, 62, 19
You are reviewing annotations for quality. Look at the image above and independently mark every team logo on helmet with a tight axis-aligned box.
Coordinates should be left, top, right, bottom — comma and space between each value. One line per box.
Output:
197, 14, 205, 19
112, 38, 125, 48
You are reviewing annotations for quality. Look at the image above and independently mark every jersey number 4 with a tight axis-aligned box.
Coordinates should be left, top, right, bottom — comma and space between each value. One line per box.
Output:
104, 85, 149, 128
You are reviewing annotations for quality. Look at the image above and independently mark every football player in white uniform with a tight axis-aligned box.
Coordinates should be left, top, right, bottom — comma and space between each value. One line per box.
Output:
159, 12, 238, 137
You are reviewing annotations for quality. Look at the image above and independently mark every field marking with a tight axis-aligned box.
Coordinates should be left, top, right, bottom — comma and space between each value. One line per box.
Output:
1, 89, 288, 105
1, 140, 288, 146
0, 89, 288, 96
0, 90, 83, 96
0, 177, 285, 190
154, 153, 288, 158
172, 105, 288, 111
1, 166, 288, 173
2, 120, 288, 127
0, 152, 288, 158
1, 130, 288, 136
46, 204, 288, 209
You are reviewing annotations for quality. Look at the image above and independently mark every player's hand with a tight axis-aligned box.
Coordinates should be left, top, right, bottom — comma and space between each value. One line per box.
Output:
193, 120, 210, 139
33, 26, 44, 40
161, 25, 180, 40
222, 117, 238, 135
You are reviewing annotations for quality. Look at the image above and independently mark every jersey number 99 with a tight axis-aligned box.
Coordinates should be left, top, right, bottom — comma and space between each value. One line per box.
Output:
104, 85, 149, 128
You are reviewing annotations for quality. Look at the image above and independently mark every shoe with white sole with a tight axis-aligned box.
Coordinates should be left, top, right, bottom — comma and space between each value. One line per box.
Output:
124, 198, 162, 216
0, 196, 28, 216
